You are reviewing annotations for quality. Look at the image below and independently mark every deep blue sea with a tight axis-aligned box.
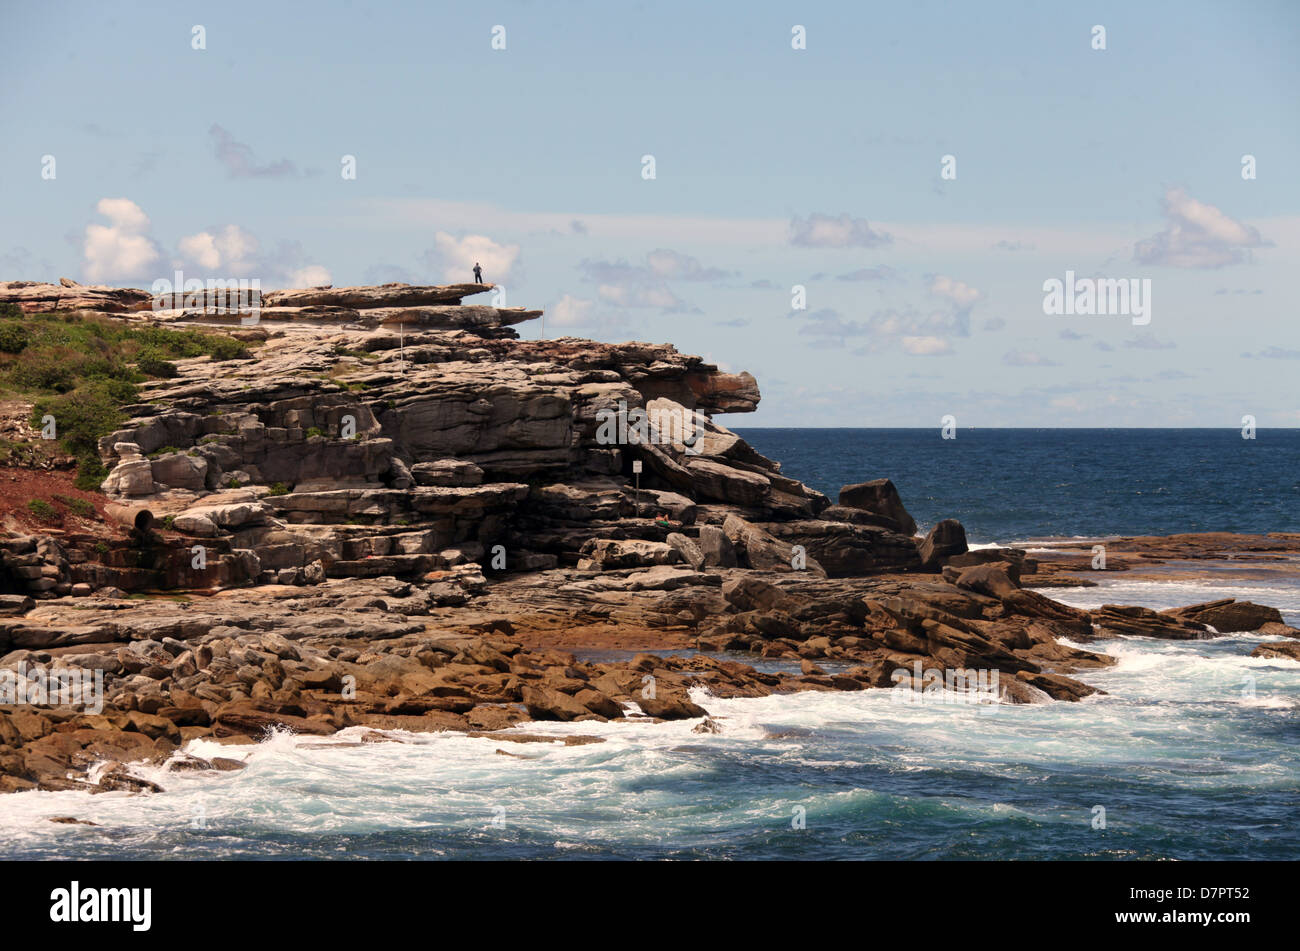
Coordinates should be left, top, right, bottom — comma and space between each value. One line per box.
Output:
3, 429, 1297, 860
734, 428, 1300, 543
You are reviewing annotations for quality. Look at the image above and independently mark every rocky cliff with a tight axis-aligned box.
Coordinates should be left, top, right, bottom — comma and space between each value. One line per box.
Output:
1, 279, 1294, 796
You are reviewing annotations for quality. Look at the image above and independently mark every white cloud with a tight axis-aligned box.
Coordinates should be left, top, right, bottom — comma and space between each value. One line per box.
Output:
176, 224, 328, 288
212, 225, 260, 272
645, 248, 733, 281
789, 212, 891, 248
928, 275, 983, 309
1134, 188, 1267, 268
551, 294, 595, 326
289, 265, 332, 287
177, 224, 261, 272
82, 198, 160, 282
427, 232, 518, 284
595, 281, 682, 310
576, 252, 721, 311
1049, 396, 1088, 412
177, 231, 220, 270
801, 303, 972, 355
209, 124, 299, 178
364, 197, 1300, 258
901, 336, 953, 356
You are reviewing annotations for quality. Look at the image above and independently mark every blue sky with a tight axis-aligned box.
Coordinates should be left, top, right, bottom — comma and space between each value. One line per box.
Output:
2, 0, 1297, 425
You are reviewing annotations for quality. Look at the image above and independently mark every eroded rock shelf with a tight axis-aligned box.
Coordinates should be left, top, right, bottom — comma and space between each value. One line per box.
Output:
0, 279, 1295, 795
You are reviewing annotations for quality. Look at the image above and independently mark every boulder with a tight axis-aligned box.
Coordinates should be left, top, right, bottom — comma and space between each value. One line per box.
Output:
1015, 670, 1102, 702
637, 692, 708, 720
696, 525, 737, 568
917, 519, 967, 569
171, 513, 218, 536
762, 520, 920, 577
1251, 640, 1300, 661
722, 514, 825, 575
521, 685, 597, 721
721, 576, 800, 614
580, 539, 678, 570
665, 533, 706, 570
1092, 605, 1210, 640
178, 501, 270, 529
574, 688, 624, 719
838, 478, 917, 535
150, 452, 208, 491
949, 562, 1020, 599
101, 459, 155, 497
634, 488, 697, 524
944, 547, 1032, 576
212, 701, 335, 737
684, 458, 770, 506
1161, 599, 1283, 633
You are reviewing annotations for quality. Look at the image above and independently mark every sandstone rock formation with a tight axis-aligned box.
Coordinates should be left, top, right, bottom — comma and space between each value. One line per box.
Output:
1160, 599, 1285, 633
838, 478, 918, 535
1, 279, 1288, 796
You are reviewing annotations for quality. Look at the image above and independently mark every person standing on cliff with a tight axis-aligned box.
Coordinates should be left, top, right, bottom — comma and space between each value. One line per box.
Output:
473, 262, 483, 284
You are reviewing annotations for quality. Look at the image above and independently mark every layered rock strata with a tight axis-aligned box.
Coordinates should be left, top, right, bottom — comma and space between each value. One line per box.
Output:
0, 280, 1294, 795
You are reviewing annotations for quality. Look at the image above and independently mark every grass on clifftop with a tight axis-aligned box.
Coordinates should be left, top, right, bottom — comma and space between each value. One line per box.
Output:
0, 303, 250, 490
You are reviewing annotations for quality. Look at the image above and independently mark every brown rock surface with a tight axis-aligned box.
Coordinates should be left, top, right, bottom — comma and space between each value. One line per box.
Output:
1, 280, 1288, 795
838, 478, 918, 536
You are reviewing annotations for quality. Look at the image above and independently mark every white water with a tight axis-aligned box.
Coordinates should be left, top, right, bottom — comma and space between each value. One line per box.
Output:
3, 574, 1297, 859
1047, 578, 1300, 625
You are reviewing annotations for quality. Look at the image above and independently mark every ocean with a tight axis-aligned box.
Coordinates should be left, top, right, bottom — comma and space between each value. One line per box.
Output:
2, 429, 1297, 861
734, 427, 1300, 542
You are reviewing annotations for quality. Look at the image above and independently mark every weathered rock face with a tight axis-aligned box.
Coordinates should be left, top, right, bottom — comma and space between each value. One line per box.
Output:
665, 532, 705, 570
0, 279, 152, 314
1, 536, 73, 599
838, 479, 918, 536
260, 283, 489, 310
1161, 599, 1283, 633
763, 519, 920, 577
946, 562, 1021, 599
12, 279, 995, 603
1092, 604, 1211, 640
0, 280, 540, 336
10, 278, 1273, 798
579, 539, 678, 571
58, 284, 945, 590
723, 514, 826, 576
696, 525, 737, 568
1252, 639, 1300, 661
917, 519, 968, 569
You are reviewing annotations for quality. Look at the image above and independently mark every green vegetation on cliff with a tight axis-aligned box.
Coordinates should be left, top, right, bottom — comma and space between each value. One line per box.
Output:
0, 310, 249, 490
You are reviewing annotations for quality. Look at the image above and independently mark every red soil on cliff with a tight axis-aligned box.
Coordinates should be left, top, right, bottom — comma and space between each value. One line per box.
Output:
0, 466, 113, 536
